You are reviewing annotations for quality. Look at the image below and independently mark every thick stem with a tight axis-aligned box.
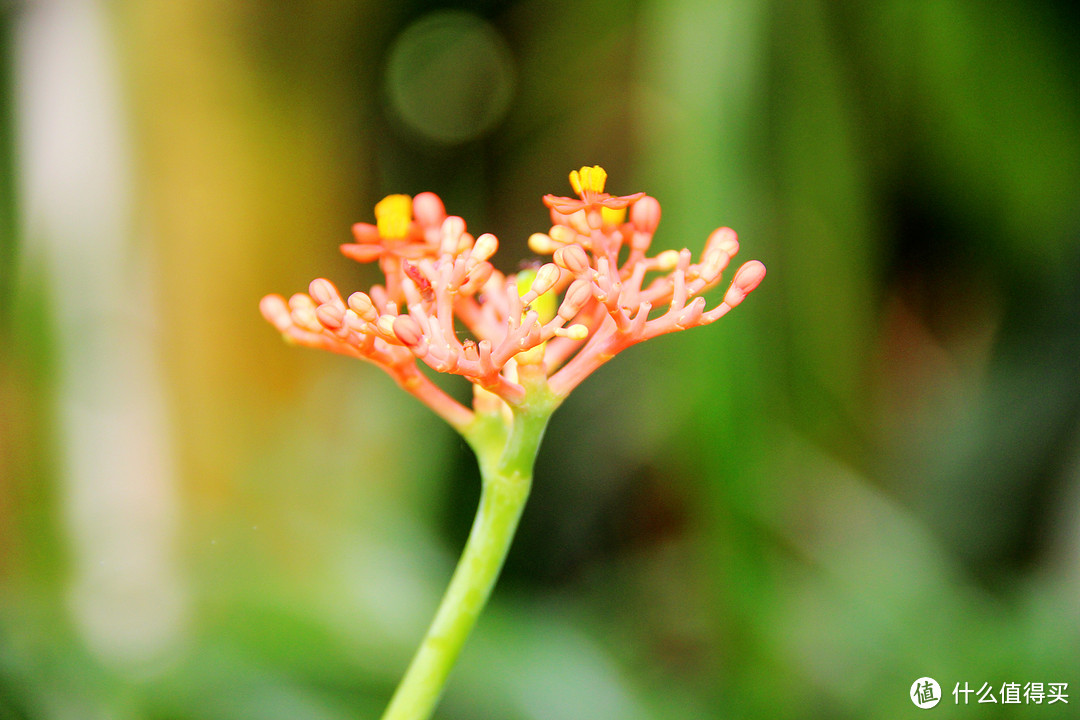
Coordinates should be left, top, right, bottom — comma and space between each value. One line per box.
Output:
380, 398, 554, 720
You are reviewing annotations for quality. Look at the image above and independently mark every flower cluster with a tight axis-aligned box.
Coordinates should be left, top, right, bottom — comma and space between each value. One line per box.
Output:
260, 166, 765, 431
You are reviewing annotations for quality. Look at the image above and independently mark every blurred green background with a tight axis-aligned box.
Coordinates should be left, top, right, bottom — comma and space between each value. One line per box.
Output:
2, 0, 1079, 718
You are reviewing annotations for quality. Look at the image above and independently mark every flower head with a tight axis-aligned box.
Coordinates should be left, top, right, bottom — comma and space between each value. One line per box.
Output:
542, 165, 646, 228
339, 191, 452, 303
261, 167, 764, 431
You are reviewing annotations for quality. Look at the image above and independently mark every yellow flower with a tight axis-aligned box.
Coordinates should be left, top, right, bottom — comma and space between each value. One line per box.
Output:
543, 165, 644, 216
374, 194, 413, 241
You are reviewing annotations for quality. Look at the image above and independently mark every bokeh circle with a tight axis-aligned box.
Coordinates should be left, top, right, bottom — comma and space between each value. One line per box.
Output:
384, 11, 516, 145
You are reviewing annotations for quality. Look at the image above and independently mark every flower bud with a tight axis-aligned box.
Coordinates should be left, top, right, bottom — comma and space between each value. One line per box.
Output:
375, 314, 397, 339
309, 278, 341, 306
705, 227, 739, 258
549, 225, 577, 245
568, 211, 592, 236
655, 249, 680, 271
288, 293, 316, 312
291, 305, 322, 333
700, 246, 731, 282
343, 309, 366, 333
558, 279, 593, 320
316, 303, 346, 330
553, 245, 590, 275
259, 294, 292, 332
530, 263, 561, 296
630, 195, 661, 234
412, 191, 446, 229
723, 261, 766, 308
440, 216, 467, 256
528, 233, 557, 254
393, 315, 424, 347
471, 233, 499, 263
555, 323, 590, 340
347, 291, 379, 322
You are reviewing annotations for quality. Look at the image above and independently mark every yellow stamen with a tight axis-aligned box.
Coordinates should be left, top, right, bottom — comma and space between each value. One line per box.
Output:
569, 165, 607, 197
374, 194, 413, 240
600, 206, 626, 226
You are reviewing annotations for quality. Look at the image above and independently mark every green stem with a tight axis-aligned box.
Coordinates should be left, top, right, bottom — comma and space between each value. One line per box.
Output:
380, 386, 556, 720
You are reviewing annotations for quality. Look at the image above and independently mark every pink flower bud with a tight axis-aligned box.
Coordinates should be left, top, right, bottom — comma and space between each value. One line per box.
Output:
530, 263, 561, 296
559, 278, 593, 320
553, 245, 590, 275
630, 195, 661, 234
412, 192, 446, 229
471, 233, 498, 263
655, 250, 679, 271
549, 225, 577, 245
375, 314, 397, 339
568, 210, 592, 236
555, 323, 589, 340
440, 216, 467, 256
288, 293, 316, 312
316, 303, 345, 330
309, 278, 342, 306
723, 261, 766, 308
528, 233, 558, 254
705, 227, 739, 258
393, 315, 424, 347
291, 305, 322, 333
259, 294, 292, 332
343, 309, 366, 333
700, 250, 730, 282
347, 292, 379, 322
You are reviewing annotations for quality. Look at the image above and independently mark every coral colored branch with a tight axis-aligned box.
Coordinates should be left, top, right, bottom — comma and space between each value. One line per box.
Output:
388, 364, 474, 432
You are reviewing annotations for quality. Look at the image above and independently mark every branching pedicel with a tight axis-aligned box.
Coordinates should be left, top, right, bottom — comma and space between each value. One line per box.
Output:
261, 167, 765, 720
